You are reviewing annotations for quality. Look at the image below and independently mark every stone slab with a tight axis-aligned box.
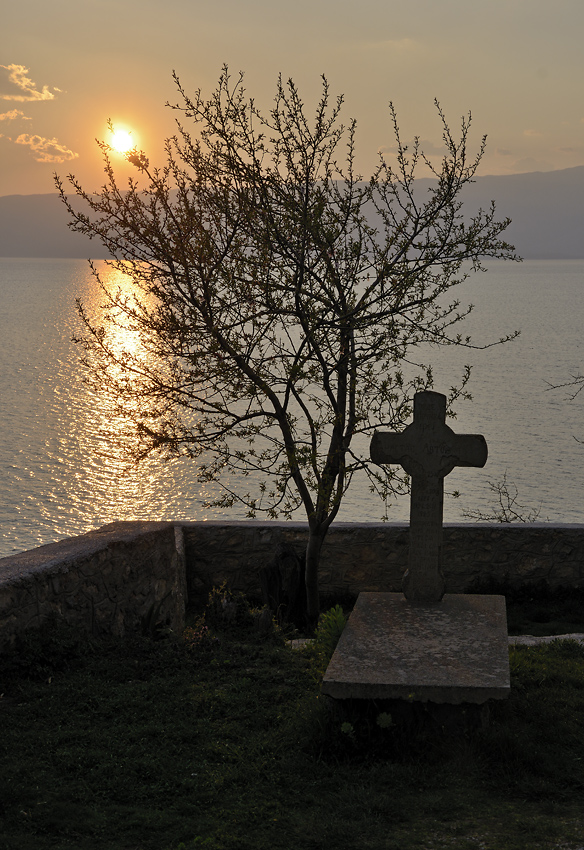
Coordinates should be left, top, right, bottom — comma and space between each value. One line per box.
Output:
322, 592, 510, 704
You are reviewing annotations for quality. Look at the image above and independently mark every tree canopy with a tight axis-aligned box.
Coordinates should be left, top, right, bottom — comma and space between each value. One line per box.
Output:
57, 68, 517, 623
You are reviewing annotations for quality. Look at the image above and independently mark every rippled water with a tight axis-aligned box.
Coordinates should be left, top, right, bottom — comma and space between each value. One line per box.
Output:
1, 257, 583, 557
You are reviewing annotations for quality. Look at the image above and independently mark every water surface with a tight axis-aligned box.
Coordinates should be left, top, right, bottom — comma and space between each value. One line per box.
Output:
1, 257, 583, 557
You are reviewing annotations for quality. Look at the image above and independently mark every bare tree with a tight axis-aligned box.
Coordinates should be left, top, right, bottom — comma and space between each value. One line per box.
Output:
549, 375, 584, 401
56, 67, 517, 626
460, 472, 545, 523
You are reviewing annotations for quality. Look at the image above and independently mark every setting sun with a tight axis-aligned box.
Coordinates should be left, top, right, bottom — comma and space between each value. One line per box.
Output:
109, 126, 134, 154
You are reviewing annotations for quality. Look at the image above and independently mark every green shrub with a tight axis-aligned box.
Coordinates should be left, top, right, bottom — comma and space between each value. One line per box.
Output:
315, 604, 347, 661
203, 582, 277, 640
182, 622, 220, 652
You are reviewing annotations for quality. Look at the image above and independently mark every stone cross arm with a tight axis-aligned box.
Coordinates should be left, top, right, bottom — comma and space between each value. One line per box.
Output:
370, 427, 488, 480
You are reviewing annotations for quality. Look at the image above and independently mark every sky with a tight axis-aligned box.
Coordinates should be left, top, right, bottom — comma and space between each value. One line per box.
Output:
2, 0, 583, 196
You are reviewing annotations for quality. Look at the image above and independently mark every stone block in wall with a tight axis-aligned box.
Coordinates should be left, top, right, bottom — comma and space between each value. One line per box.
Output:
181, 521, 410, 598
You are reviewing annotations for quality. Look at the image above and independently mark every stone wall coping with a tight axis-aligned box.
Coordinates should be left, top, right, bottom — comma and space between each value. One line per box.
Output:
4, 518, 584, 579
179, 520, 584, 530
0, 520, 176, 584
444, 522, 584, 530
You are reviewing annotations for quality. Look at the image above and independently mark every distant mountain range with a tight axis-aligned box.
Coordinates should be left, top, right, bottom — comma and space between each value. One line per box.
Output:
0, 166, 583, 259
459, 166, 584, 260
0, 193, 110, 259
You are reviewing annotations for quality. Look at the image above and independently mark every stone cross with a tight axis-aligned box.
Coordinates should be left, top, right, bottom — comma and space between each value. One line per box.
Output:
370, 390, 487, 603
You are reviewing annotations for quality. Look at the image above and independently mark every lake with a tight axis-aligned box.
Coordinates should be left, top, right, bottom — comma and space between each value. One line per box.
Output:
1, 257, 583, 558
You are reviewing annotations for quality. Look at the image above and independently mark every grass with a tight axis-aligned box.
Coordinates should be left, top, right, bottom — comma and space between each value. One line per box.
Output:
1, 592, 584, 850
485, 582, 584, 638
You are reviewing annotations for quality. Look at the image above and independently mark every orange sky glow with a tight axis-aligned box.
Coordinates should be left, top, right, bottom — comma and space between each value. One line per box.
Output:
2, 0, 584, 195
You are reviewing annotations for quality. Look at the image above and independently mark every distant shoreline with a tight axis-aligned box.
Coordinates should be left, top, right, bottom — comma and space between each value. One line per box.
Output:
2, 165, 584, 260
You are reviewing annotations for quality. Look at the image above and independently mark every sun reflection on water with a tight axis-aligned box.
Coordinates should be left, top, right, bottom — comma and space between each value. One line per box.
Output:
65, 263, 207, 526
0, 259, 223, 556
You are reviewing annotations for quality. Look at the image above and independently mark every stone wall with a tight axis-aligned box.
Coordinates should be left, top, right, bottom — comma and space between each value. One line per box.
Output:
182, 520, 584, 598
2, 519, 584, 650
0, 521, 187, 650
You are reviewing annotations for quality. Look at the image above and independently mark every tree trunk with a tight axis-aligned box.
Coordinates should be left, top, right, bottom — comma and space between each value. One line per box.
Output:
305, 525, 326, 632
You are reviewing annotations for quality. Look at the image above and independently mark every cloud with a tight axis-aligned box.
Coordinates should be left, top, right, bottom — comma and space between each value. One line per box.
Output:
523, 129, 543, 137
0, 108, 31, 122
0, 64, 59, 102
496, 148, 512, 156
0, 69, 75, 164
15, 134, 78, 163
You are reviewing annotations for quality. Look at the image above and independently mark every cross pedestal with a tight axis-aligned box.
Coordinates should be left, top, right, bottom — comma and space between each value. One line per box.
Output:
321, 391, 510, 718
